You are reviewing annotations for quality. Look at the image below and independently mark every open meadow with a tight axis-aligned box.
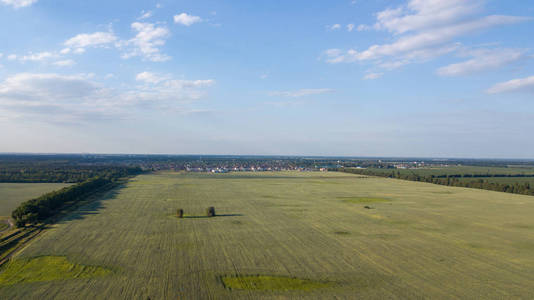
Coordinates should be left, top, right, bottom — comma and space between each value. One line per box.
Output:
1, 171, 534, 299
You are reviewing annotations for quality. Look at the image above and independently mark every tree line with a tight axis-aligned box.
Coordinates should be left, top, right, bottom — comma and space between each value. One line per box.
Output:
0, 166, 141, 183
11, 169, 142, 227
337, 168, 534, 196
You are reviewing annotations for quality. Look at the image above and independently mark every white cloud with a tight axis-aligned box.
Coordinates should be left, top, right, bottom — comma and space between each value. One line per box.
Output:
169, 79, 214, 88
264, 99, 308, 108
325, 0, 531, 74
357, 24, 371, 31
347, 24, 355, 32
20, 51, 56, 62
121, 22, 170, 62
73, 48, 86, 54
0, 73, 101, 102
0, 73, 118, 123
64, 32, 117, 51
372, 0, 483, 34
378, 60, 410, 70
122, 76, 215, 110
487, 76, 534, 94
364, 73, 383, 80
437, 48, 525, 76
328, 24, 341, 30
173, 13, 202, 26
135, 71, 168, 84
326, 16, 527, 64
0, 73, 215, 123
53, 59, 76, 67
1, 0, 38, 8
138, 10, 153, 20
7, 54, 17, 60
269, 89, 334, 98
60, 48, 71, 54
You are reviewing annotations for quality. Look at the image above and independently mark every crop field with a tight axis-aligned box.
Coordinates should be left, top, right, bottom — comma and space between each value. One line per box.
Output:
1, 171, 534, 299
0, 183, 72, 217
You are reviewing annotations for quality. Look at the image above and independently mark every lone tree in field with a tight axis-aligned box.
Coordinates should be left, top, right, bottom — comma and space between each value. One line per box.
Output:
177, 209, 184, 218
206, 207, 215, 217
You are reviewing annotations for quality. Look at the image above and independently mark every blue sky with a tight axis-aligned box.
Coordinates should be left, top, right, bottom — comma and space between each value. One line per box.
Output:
0, 0, 533, 158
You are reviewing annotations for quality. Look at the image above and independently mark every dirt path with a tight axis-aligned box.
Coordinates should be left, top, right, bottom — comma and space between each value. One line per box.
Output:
1, 218, 13, 232
0, 227, 42, 267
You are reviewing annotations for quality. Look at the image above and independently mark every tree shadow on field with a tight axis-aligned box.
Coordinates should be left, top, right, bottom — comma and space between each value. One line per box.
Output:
182, 213, 243, 219
55, 185, 125, 225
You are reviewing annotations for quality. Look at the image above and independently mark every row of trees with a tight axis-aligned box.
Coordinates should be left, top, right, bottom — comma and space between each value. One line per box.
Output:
338, 168, 534, 196
10, 167, 142, 227
11, 176, 111, 227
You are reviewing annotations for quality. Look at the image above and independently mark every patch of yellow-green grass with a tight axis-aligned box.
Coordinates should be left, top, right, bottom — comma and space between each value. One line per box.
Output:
0, 256, 112, 286
221, 275, 332, 291
339, 197, 390, 204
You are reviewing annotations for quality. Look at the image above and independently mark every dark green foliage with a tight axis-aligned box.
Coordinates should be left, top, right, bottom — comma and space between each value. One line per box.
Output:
0, 165, 142, 183
11, 176, 115, 227
0, 154, 143, 183
206, 207, 215, 217
338, 168, 534, 197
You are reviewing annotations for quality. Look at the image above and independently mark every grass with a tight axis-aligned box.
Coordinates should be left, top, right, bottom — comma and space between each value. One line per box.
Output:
0, 183, 72, 217
1, 171, 534, 299
0, 220, 8, 231
338, 197, 390, 203
221, 275, 332, 291
0, 256, 112, 286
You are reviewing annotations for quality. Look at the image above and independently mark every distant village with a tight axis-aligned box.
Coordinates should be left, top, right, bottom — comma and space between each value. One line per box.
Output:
135, 158, 458, 173
127, 158, 340, 173
185, 166, 331, 173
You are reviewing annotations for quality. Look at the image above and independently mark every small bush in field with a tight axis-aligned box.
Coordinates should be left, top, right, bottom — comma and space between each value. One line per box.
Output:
206, 207, 215, 217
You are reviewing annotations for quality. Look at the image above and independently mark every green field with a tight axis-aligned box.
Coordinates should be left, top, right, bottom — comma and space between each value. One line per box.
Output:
1, 171, 534, 299
0, 183, 72, 217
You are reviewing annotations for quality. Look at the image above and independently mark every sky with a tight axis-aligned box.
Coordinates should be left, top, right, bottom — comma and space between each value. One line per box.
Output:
0, 0, 533, 158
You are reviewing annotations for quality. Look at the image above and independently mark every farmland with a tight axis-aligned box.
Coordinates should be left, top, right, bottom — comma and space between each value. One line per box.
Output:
0, 183, 72, 217
1, 171, 534, 299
